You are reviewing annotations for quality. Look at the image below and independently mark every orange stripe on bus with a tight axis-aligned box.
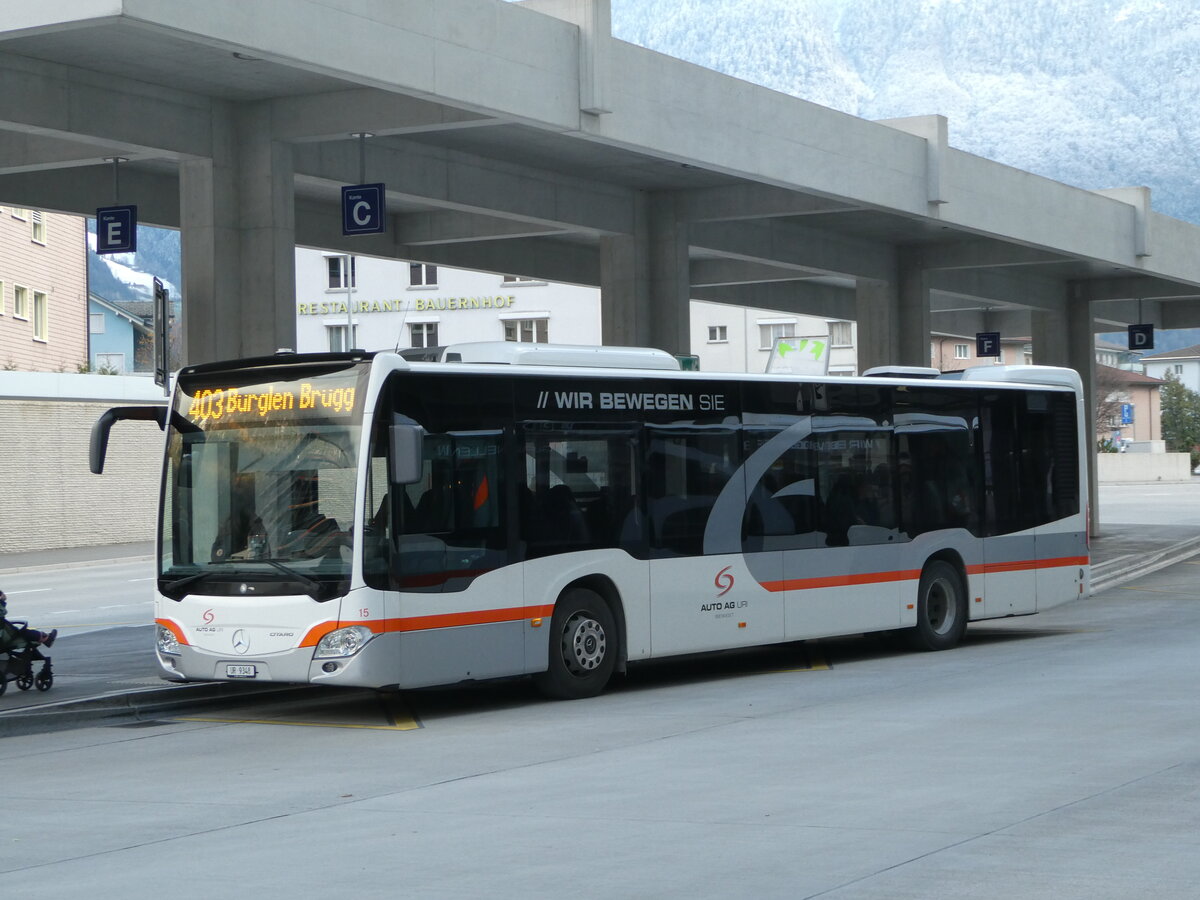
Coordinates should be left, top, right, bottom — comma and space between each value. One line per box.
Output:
760, 555, 1087, 593
966, 555, 1089, 575
760, 570, 922, 592
299, 605, 557, 645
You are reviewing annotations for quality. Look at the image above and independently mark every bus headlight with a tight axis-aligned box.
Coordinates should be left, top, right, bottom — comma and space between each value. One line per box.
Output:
157, 625, 181, 656
314, 625, 374, 659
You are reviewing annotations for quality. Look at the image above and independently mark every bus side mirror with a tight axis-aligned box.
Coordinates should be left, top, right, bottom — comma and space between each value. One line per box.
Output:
389, 425, 423, 485
90, 406, 168, 474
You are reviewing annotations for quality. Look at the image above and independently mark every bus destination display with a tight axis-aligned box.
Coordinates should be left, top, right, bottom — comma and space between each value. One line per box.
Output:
184, 382, 357, 424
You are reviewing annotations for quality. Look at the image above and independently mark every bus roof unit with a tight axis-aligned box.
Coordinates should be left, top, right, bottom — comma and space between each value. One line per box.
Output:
434, 342, 682, 370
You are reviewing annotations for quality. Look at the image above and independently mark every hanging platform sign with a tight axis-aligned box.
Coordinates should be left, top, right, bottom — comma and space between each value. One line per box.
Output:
976, 331, 1001, 358
342, 183, 386, 235
1128, 323, 1154, 351
96, 205, 137, 254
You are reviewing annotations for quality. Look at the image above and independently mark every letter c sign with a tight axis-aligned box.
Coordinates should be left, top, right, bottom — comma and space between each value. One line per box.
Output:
342, 183, 386, 235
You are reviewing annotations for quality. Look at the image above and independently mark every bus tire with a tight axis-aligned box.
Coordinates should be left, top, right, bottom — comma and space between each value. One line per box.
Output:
906, 560, 967, 652
535, 587, 618, 700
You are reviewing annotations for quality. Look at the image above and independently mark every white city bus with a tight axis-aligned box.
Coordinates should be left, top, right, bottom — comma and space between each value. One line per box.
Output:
91, 348, 1088, 699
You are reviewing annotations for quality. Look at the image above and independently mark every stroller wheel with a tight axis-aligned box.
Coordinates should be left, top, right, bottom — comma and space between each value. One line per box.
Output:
16, 672, 33, 691
34, 671, 52, 691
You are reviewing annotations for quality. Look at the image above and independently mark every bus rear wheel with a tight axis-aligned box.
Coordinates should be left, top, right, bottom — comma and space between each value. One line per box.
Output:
907, 560, 967, 652
536, 587, 618, 700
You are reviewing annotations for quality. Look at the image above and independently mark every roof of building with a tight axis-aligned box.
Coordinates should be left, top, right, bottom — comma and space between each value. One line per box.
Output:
1139, 343, 1200, 361
1097, 364, 1165, 385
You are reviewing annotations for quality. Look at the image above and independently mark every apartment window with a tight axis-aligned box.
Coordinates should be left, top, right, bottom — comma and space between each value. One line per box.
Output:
707, 325, 728, 343
504, 318, 548, 343
409, 263, 437, 287
95, 352, 125, 373
828, 321, 852, 347
326, 256, 356, 290
758, 321, 795, 350
1175, 364, 1184, 375
13, 285, 29, 319
954, 343, 970, 359
33, 292, 48, 341
502, 275, 542, 285
89, 312, 106, 334
326, 324, 357, 352
10, 208, 27, 221
31, 210, 46, 244
410, 322, 438, 348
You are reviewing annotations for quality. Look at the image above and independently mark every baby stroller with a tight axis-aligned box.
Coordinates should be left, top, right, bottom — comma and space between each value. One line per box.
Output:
0, 623, 54, 696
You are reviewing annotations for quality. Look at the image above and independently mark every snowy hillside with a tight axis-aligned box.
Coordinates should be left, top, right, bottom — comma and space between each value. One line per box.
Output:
611, 0, 1200, 224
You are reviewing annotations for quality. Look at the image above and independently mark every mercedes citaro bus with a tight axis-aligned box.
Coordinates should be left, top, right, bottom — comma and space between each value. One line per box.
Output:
91, 346, 1088, 699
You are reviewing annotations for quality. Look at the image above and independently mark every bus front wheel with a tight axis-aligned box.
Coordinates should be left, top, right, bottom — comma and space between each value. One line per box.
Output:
907, 560, 967, 652
536, 587, 618, 700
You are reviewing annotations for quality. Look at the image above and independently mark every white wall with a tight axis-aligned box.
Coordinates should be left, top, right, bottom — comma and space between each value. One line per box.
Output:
1143, 359, 1200, 393
0, 373, 166, 552
294, 250, 601, 352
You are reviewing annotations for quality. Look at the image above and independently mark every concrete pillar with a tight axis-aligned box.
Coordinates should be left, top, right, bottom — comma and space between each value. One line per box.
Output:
599, 197, 649, 347
599, 192, 689, 355
855, 278, 898, 372
179, 102, 296, 366
1066, 284, 1100, 536
1031, 308, 1071, 366
647, 192, 690, 356
856, 250, 930, 370
897, 251, 932, 367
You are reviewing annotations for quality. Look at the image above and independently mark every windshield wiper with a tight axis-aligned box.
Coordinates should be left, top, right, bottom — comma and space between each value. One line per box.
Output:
258, 559, 324, 600
160, 563, 326, 601
160, 570, 219, 600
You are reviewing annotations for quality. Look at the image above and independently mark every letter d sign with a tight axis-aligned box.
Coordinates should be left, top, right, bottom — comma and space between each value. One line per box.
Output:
1128, 324, 1154, 351
342, 183, 386, 235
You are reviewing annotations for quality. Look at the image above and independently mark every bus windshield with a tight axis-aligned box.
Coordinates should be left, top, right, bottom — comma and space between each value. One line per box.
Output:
160, 361, 368, 601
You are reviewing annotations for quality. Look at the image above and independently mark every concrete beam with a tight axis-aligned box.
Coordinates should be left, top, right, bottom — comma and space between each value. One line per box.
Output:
0, 130, 137, 174
691, 280, 856, 321
914, 238, 1068, 271
929, 269, 1066, 313
0, 165, 180, 223
0, 51, 211, 158
395, 209, 564, 245
690, 257, 822, 287
690, 218, 895, 281
1075, 275, 1200, 303
295, 198, 599, 285
269, 89, 497, 143
292, 138, 637, 235
678, 182, 860, 222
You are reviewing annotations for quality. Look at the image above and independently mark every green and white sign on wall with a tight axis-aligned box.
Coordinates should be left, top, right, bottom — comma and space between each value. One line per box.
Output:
766, 335, 830, 375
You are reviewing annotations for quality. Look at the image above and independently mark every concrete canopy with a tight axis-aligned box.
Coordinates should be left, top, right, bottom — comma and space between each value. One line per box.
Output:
2, 0, 1200, 372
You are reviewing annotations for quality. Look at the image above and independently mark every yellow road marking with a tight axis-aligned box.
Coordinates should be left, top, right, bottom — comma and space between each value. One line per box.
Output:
175, 693, 421, 731
775, 646, 830, 673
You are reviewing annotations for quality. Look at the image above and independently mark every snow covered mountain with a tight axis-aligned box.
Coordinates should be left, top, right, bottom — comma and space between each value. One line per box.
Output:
611, 0, 1200, 225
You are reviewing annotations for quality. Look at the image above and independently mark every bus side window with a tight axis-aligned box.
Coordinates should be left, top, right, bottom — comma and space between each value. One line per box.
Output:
646, 427, 738, 557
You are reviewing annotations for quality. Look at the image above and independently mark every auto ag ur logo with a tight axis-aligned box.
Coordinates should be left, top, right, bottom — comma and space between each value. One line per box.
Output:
715, 566, 735, 597
203, 608, 215, 625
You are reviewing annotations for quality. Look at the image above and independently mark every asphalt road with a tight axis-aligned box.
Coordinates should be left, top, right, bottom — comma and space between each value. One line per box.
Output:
4, 556, 1200, 898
